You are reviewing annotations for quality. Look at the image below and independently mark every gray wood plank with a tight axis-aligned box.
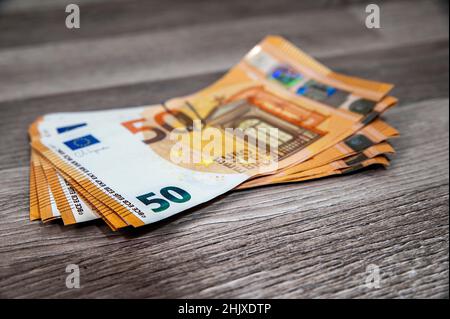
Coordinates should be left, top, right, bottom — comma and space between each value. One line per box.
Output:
0, 0, 447, 300
0, 0, 114, 14
0, 98, 448, 298
0, 0, 447, 102
0, 0, 398, 48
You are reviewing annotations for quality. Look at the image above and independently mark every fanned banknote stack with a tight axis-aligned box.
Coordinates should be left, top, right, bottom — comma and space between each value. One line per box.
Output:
29, 36, 399, 230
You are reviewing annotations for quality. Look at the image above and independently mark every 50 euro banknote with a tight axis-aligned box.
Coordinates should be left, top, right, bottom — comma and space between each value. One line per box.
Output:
29, 108, 149, 228
239, 118, 399, 188
29, 35, 397, 229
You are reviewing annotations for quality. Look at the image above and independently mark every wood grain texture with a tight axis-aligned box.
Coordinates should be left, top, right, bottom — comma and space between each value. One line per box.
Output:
0, 0, 448, 299
0, 0, 448, 102
0, 0, 388, 48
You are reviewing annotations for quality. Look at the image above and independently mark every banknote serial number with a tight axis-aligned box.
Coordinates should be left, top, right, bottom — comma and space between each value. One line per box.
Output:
178, 303, 271, 317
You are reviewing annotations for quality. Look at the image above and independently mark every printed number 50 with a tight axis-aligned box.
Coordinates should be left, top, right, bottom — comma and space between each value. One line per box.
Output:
136, 186, 191, 213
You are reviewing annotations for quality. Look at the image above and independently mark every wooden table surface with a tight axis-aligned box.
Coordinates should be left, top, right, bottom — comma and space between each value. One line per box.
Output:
0, 0, 448, 298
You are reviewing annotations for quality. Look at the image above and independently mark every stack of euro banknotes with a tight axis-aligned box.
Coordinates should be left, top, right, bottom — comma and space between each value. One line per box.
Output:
29, 36, 399, 230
